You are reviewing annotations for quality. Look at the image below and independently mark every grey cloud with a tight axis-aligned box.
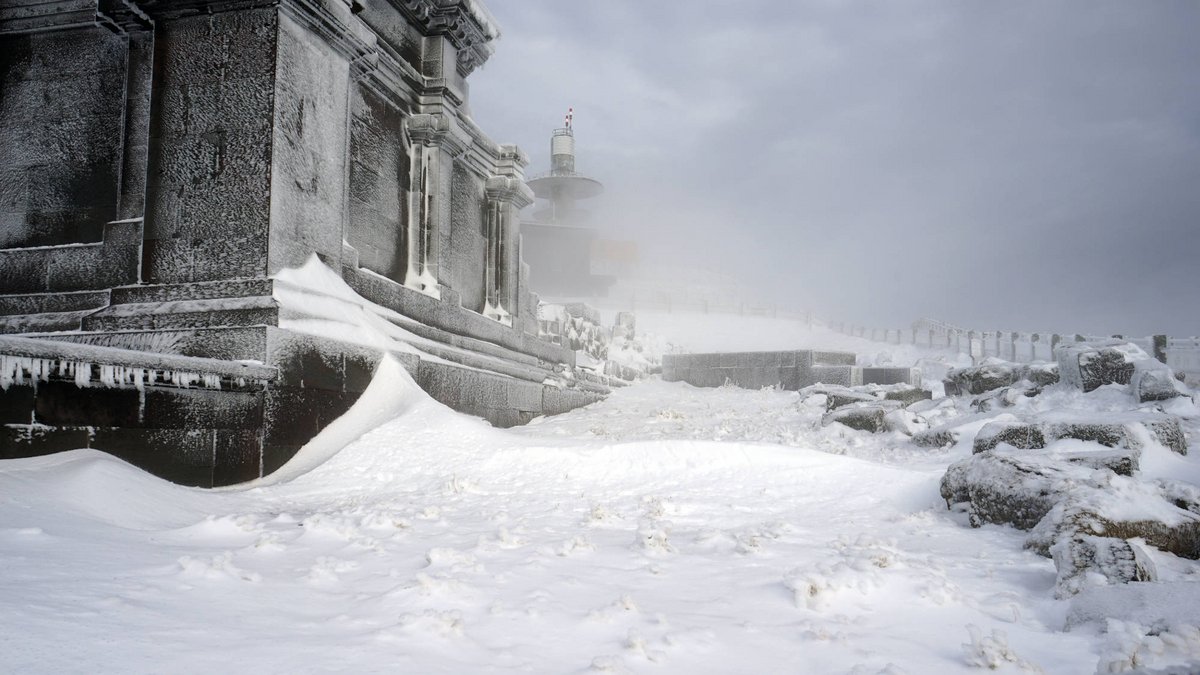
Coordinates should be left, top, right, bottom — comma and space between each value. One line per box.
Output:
471, 0, 1200, 335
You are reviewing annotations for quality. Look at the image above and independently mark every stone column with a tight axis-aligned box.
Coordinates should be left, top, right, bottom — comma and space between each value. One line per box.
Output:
483, 175, 533, 324
404, 113, 466, 297
116, 29, 154, 222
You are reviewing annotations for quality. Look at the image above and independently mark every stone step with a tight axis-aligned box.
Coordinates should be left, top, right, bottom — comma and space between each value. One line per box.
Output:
0, 290, 110, 316
0, 310, 98, 334
83, 296, 279, 332
110, 278, 274, 305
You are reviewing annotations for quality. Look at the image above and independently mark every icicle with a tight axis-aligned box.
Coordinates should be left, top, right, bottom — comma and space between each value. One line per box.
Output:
75, 362, 92, 388
203, 373, 221, 390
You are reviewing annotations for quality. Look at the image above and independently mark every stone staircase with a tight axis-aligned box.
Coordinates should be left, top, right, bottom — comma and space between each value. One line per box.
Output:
83, 278, 278, 332
0, 290, 112, 334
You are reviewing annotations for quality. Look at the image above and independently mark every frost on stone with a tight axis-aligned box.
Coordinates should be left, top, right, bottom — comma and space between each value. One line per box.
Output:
945, 360, 1060, 396
1025, 477, 1200, 561
1056, 340, 1147, 393
941, 446, 1096, 530
1050, 535, 1156, 598
971, 413, 1187, 461
1131, 360, 1191, 403
822, 401, 903, 434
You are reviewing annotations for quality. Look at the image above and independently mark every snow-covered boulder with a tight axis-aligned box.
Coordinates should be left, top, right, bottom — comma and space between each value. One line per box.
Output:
970, 385, 1037, 412
1131, 360, 1190, 403
1026, 477, 1200, 561
1056, 340, 1144, 392
971, 413, 1187, 458
799, 385, 876, 412
944, 363, 1023, 396
1050, 535, 1156, 598
1022, 362, 1061, 388
941, 447, 1097, 530
944, 361, 1059, 397
821, 401, 902, 433
972, 421, 1046, 454
882, 385, 933, 407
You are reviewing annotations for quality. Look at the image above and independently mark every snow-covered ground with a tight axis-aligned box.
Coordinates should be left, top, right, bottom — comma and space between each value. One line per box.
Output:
2, 315, 1198, 673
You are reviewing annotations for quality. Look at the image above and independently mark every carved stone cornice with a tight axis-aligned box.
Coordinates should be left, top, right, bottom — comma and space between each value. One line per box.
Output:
392, 0, 498, 77
485, 176, 534, 209
0, 0, 154, 35
1, 0, 99, 34
130, 0, 280, 21
406, 113, 468, 157
98, 0, 152, 32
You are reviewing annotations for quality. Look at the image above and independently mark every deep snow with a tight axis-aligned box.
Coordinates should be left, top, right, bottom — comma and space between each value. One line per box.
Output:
2, 315, 1198, 673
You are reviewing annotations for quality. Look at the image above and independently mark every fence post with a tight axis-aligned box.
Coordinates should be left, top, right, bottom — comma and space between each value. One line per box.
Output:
1153, 335, 1168, 363
1051, 334, 1061, 357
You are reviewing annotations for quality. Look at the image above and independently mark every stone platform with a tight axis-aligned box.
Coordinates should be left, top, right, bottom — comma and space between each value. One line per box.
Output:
662, 351, 920, 390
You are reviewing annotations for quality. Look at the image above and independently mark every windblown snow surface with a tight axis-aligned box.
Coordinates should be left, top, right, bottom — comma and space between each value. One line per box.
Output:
2, 316, 1199, 673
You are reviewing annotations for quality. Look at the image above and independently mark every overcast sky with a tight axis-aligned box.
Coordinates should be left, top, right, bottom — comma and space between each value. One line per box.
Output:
469, 1, 1200, 336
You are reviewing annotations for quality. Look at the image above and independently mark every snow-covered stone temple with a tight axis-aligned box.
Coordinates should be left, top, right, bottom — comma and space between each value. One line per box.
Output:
0, 0, 611, 486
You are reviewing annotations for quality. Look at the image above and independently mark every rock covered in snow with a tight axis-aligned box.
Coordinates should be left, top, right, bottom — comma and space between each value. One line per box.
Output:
822, 401, 901, 433
882, 386, 933, 407
944, 362, 1023, 396
941, 446, 1098, 530
971, 413, 1187, 458
1132, 360, 1191, 403
944, 360, 1060, 397
1056, 340, 1143, 392
1026, 476, 1200, 561
1050, 535, 1156, 598
800, 385, 877, 412
970, 384, 1038, 412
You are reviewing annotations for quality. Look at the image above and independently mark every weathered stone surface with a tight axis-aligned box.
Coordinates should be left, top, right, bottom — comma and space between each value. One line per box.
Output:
1028, 479, 1200, 561
799, 384, 876, 412
944, 361, 1059, 398
972, 413, 1187, 458
942, 447, 1089, 530
883, 386, 933, 407
822, 401, 902, 433
1050, 535, 1156, 598
1055, 340, 1147, 393
972, 421, 1047, 454
810, 365, 862, 388
861, 367, 920, 386
945, 363, 1022, 396
1131, 360, 1190, 403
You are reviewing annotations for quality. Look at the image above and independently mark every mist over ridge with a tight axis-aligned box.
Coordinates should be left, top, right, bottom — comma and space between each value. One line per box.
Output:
471, 0, 1200, 336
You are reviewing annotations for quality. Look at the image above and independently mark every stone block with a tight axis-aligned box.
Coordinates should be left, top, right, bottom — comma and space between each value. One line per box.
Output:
212, 430, 263, 486
1051, 536, 1156, 598
883, 387, 933, 406
861, 367, 920, 386
813, 351, 856, 366
1056, 340, 1144, 393
810, 365, 862, 388
0, 424, 91, 459
90, 427, 217, 488
33, 380, 140, 427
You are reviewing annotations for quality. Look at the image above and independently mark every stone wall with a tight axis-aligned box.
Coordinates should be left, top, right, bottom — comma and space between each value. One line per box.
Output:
0, 26, 127, 247
142, 8, 278, 283
662, 351, 858, 391
347, 85, 408, 282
